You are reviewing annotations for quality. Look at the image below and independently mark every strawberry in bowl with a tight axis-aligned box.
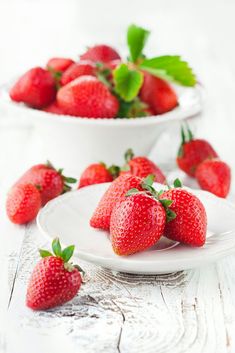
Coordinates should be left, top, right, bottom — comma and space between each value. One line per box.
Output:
2, 24, 202, 174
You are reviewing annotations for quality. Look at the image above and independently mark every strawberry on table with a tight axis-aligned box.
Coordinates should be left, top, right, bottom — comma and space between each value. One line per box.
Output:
110, 192, 166, 255
61, 61, 96, 86
26, 238, 82, 310
196, 159, 231, 198
17, 161, 77, 205
140, 73, 178, 115
6, 183, 41, 224
78, 163, 119, 189
121, 148, 166, 184
177, 125, 218, 177
47, 57, 75, 73
160, 179, 207, 246
10, 67, 56, 108
80, 45, 121, 63
90, 173, 145, 230
57, 76, 119, 118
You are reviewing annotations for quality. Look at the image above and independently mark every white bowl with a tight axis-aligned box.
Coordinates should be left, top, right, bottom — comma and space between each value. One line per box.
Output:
0, 82, 203, 175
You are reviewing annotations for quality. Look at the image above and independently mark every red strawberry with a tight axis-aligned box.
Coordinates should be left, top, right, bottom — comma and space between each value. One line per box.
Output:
61, 61, 96, 86
10, 67, 56, 108
26, 238, 82, 310
78, 163, 120, 189
110, 193, 166, 255
43, 101, 66, 115
106, 59, 122, 71
161, 180, 207, 246
140, 72, 178, 115
121, 149, 166, 184
57, 76, 119, 118
17, 162, 77, 205
6, 183, 41, 224
195, 159, 231, 198
177, 125, 218, 177
47, 58, 74, 73
90, 174, 145, 230
80, 45, 121, 63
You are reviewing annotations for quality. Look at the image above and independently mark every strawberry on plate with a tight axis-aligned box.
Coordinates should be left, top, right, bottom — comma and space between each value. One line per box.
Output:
6, 183, 41, 224
16, 161, 77, 205
196, 159, 231, 198
26, 238, 82, 310
140, 72, 178, 115
47, 58, 75, 73
177, 125, 218, 177
80, 45, 121, 63
160, 179, 207, 246
78, 163, 119, 189
57, 76, 119, 118
110, 192, 166, 255
121, 148, 166, 184
61, 61, 96, 86
10, 67, 56, 108
43, 101, 66, 115
90, 173, 145, 230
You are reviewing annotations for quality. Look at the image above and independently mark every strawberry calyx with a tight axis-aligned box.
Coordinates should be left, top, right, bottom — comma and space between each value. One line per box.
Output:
46, 160, 77, 192
47, 66, 62, 90
126, 174, 176, 222
178, 124, 194, 157
99, 161, 120, 179
39, 237, 84, 274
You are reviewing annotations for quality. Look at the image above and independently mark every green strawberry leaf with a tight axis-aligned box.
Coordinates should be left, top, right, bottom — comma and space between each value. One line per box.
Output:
166, 209, 177, 222
124, 148, 134, 162
140, 55, 197, 87
61, 245, 75, 263
52, 237, 62, 257
127, 24, 150, 63
126, 188, 140, 197
143, 174, 155, 187
160, 199, 173, 208
39, 249, 53, 258
173, 178, 182, 188
114, 64, 144, 102
63, 176, 77, 184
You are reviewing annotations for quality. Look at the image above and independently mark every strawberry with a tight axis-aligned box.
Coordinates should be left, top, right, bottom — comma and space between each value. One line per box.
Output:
195, 159, 231, 198
78, 163, 120, 189
57, 76, 119, 118
106, 59, 122, 71
61, 61, 96, 86
160, 179, 207, 246
80, 45, 121, 63
26, 238, 82, 310
90, 174, 145, 230
17, 161, 77, 206
47, 58, 75, 73
110, 193, 166, 255
177, 125, 218, 177
121, 149, 166, 184
6, 183, 41, 224
10, 67, 56, 108
140, 72, 178, 115
43, 101, 66, 115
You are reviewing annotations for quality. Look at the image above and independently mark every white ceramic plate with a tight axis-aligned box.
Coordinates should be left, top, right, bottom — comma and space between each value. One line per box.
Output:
37, 183, 235, 274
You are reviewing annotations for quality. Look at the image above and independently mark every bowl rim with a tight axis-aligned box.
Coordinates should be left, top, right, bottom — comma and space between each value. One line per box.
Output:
0, 81, 203, 127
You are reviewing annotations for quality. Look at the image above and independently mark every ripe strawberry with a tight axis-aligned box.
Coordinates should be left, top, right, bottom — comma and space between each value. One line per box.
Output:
61, 61, 96, 86
140, 72, 178, 115
121, 149, 166, 184
177, 125, 218, 177
78, 163, 120, 189
43, 101, 66, 115
17, 162, 77, 206
26, 238, 82, 310
195, 159, 231, 198
90, 174, 145, 230
6, 183, 41, 224
80, 45, 121, 63
47, 58, 75, 73
110, 193, 166, 255
161, 179, 207, 246
10, 67, 56, 108
57, 76, 119, 118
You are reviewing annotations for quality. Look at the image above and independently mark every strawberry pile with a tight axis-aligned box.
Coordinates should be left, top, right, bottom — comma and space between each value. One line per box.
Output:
177, 125, 231, 198
10, 24, 196, 119
90, 175, 207, 255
